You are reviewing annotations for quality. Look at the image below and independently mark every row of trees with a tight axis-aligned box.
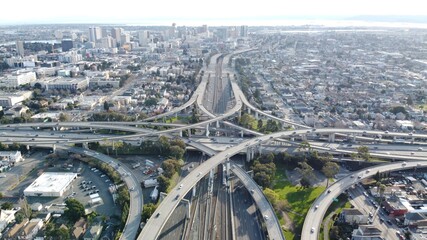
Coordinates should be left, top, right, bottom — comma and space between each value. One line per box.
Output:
252, 142, 340, 188
140, 136, 186, 160
237, 113, 282, 133
251, 153, 277, 188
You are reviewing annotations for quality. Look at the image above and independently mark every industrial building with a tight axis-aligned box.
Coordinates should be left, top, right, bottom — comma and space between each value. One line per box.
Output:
24, 172, 77, 197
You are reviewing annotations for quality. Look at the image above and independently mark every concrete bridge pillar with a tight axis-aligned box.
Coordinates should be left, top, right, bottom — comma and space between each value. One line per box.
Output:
246, 148, 251, 162
255, 111, 259, 120
291, 137, 295, 141
192, 186, 196, 197
226, 162, 231, 177
247, 108, 251, 114
205, 125, 210, 137
179, 130, 183, 137
258, 145, 262, 155
393, 136, 397, 141
187, 129, 191, 137
175, 112, 178, 118
352, 133, 356, 142
52, 144, 56, 153
301, 134, 307, 141
240, 130, 244, 138
251, 148, 255, 159
328, 133, 335, 143
216, 121, 220, 128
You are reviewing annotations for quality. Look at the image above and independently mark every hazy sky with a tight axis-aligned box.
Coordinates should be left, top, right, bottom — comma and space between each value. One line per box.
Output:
1, 0, 426, 25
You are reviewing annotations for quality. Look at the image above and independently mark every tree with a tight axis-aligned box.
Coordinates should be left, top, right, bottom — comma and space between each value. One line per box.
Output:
169, 145, 185, 160
103, 101, 110, 111
322, 162, 340, 187
141, 203, 157, 222
64, 199, 85, 223
144, 98, 157, 107
239, 113, 255, 129
263, 188, 279, 207
161, 160, 178, 178
59, 113, 70, 122
1, 202, 13, 210
257, 119, 263, 130
297, 161, 315, 188
19, 197, 32, 218
357, 145, 370, 161
157, 175, 170, 193
298, 141, 311, 154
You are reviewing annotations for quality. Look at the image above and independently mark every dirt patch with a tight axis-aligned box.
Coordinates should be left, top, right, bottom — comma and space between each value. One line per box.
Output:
280, 210, 295, 232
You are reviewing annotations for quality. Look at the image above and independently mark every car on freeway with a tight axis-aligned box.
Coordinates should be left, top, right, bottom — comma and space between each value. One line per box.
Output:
178, 184, 183, 189
264, 215, 269, 220
311, 227, 315, 233
315, 205, 319, 210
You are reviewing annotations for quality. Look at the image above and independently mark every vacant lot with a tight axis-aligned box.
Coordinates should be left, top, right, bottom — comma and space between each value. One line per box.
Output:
273, 164, 325, 240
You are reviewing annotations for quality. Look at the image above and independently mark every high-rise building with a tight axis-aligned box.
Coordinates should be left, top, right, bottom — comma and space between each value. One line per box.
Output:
16, 41, 24, 56
111, 28, 122, 43
120, 33, 130, 45
61, 39, 74, 52
138, 30, 150, 46
240, 25, 248, 37
169, 23, 177, 39
88, 27, 102, 42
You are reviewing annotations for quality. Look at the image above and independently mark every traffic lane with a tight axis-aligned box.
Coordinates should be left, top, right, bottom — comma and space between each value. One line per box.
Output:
232, 184, 264, 240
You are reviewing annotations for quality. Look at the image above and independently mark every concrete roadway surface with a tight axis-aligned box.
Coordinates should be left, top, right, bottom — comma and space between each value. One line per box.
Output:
63, 147, 142, 240
231, 179, 265, 240
231, 164, 285, 240
301, 161, 427, 240
158, 202, 187, 240
139, 128, 427, 240
348, 186, 399, 240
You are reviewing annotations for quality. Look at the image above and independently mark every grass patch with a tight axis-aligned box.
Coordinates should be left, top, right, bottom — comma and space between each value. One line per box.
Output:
273, 164, 325, 240
166, 172, 180, 192
320, 195, 352, 240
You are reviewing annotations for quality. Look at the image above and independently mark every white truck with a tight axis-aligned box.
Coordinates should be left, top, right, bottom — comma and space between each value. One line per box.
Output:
132, 163, 141, 169
150, 186, 159, 201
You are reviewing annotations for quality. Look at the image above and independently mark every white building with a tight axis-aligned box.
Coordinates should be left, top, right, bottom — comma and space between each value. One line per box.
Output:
0, 71, 36, 88
0, 151, 23, 163
0, 209, 18, 236
24, 172, 77, 197
37, 77, 89, 92
0, 91, 33, 107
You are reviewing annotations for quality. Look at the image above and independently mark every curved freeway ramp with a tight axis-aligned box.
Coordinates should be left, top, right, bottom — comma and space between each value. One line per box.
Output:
62, 147, 142, 240
231, 164, 285, 240
301, 161, 427, 240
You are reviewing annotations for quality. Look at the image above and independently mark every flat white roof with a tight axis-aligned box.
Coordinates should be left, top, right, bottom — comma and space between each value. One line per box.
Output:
24, 172, 77, 194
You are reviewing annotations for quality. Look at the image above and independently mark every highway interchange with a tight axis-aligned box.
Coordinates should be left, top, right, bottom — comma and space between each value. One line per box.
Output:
1, 49, 427, 240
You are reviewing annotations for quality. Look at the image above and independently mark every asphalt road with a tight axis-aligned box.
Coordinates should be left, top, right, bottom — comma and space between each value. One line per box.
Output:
64, 147, 142, 240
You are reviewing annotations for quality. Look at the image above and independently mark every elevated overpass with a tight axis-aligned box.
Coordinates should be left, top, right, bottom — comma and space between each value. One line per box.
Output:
231, 164, 285, 240
301, 161, 427, 240
138, 128, 427, 239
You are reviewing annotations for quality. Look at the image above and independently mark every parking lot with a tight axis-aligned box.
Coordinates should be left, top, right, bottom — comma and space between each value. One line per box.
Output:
1, 153, 119, 217
0, 151, 46, 195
